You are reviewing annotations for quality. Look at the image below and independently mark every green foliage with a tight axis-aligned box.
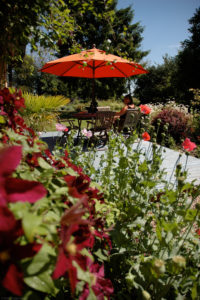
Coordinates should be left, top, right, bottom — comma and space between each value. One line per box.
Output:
134, 55, 178, 103
18, 93, 70, 131
23, 93, 70, 112
175, 7, 200, 102
63, 132, 200, 299
0, 0, 75, 86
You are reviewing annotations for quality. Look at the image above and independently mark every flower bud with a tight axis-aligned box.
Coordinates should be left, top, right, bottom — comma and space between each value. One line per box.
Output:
152, 258, 165, 275
163, 123, 169, 130
161, 132, 166, 138
172, 256, 186, 268
142, 290, 151, 300
66, 243, 77, 256
125, 273, 135, 288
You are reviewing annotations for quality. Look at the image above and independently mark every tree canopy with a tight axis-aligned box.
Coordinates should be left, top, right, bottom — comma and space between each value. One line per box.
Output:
175, 7, 200, 101
0, 0, 74, 87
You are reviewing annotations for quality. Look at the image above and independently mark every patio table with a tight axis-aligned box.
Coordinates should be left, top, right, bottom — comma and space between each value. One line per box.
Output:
72, 112, 96, 137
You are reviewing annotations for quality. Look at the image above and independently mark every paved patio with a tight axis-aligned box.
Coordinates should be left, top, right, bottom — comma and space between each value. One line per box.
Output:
40, 132, 200, 186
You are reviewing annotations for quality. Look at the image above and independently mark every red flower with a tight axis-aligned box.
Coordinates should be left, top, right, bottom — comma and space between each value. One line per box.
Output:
142, 132, 150, 141
0, 206, 41, 295
182, 138, 197, 152
0, 146, 47, 206
196, 229, 200, 236
52, 224, 89, 293
80, 258, 113, 300
53, 200, 98, 293
140, 104, 151, 114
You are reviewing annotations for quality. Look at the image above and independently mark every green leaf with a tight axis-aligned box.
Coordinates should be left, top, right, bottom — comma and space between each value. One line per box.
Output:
162, 221, 178, 233
38, 157, 53, 170
64, 167, 78, 176
0, 115, 6, 124
191, 282, 197, 300
54, 187, 69, 195
156, 221, 162, 241
87, 288, 97, 300
24, 270, 57, 295
73, 261, 91, 284
185, 209, 197, 221
22, 213, 42, 242
26, 244, 55, 275
94, 249, 107, 261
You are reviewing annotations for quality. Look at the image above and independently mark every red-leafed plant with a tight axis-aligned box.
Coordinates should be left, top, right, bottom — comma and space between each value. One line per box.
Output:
0, 88, 113, 299
151, 108, 190, 144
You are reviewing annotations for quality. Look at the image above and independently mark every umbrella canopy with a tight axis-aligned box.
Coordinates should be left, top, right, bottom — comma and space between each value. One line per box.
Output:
40, 47, 148, 112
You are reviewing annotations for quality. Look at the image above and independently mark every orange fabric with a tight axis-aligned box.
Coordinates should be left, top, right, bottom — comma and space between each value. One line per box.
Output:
40, 48, 148, 78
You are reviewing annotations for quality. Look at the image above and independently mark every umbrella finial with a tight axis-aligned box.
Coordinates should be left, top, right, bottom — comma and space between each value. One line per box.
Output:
92, 44, 96, 49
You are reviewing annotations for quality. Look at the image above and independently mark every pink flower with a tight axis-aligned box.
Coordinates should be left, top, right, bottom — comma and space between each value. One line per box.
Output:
140, 104, 151, 114
182, 138, 197, 152
81, 128, 92, 138
142, 132, 150, 141
56, 123, 67, 131
0, 146, 47, 206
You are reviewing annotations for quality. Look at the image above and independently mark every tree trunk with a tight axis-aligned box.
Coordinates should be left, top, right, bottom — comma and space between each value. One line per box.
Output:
8, 64, 13, 87
0, 59, 7, 88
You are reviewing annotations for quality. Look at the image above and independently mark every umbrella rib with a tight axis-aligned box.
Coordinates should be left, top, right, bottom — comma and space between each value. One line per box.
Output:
127, 62, 147, 73
95, 61, 107, 69
60, 61, 94, 76
60, 62, 79, 76
40, 62, 61, 72
112, 64, 128, 77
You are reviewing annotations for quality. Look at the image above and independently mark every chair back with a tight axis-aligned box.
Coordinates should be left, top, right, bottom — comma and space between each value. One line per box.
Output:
122, 109, 141, 131
95, 111, 115, 130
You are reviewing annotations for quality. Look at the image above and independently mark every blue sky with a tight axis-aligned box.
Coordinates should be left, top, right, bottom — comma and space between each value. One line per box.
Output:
117, 0, 199, 65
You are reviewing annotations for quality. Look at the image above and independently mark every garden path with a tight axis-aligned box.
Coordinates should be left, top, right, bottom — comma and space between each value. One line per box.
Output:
40, 132, 200, 186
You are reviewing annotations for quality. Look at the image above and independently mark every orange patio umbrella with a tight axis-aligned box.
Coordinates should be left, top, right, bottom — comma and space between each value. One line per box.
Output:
40, 46, 148, 112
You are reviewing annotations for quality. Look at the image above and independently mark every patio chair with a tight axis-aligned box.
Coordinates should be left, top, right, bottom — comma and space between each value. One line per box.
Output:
58, 117, 79, 132
97, 106, 111, 111
116, 109, 141, 135
87, 111, 115, 147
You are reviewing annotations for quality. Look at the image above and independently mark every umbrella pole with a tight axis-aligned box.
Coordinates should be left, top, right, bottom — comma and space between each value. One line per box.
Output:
88, 63, 98, 113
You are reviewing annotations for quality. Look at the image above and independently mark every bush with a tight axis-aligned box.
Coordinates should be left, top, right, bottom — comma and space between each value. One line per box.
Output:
65, 132, 200, 299
15, 91, 71, 131
0, 88, 113, 299
151, 108, 190, 145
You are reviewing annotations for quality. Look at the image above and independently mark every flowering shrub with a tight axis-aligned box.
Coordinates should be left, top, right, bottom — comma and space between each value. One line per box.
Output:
151, 108, 191, 144
0, 88, 113, 299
